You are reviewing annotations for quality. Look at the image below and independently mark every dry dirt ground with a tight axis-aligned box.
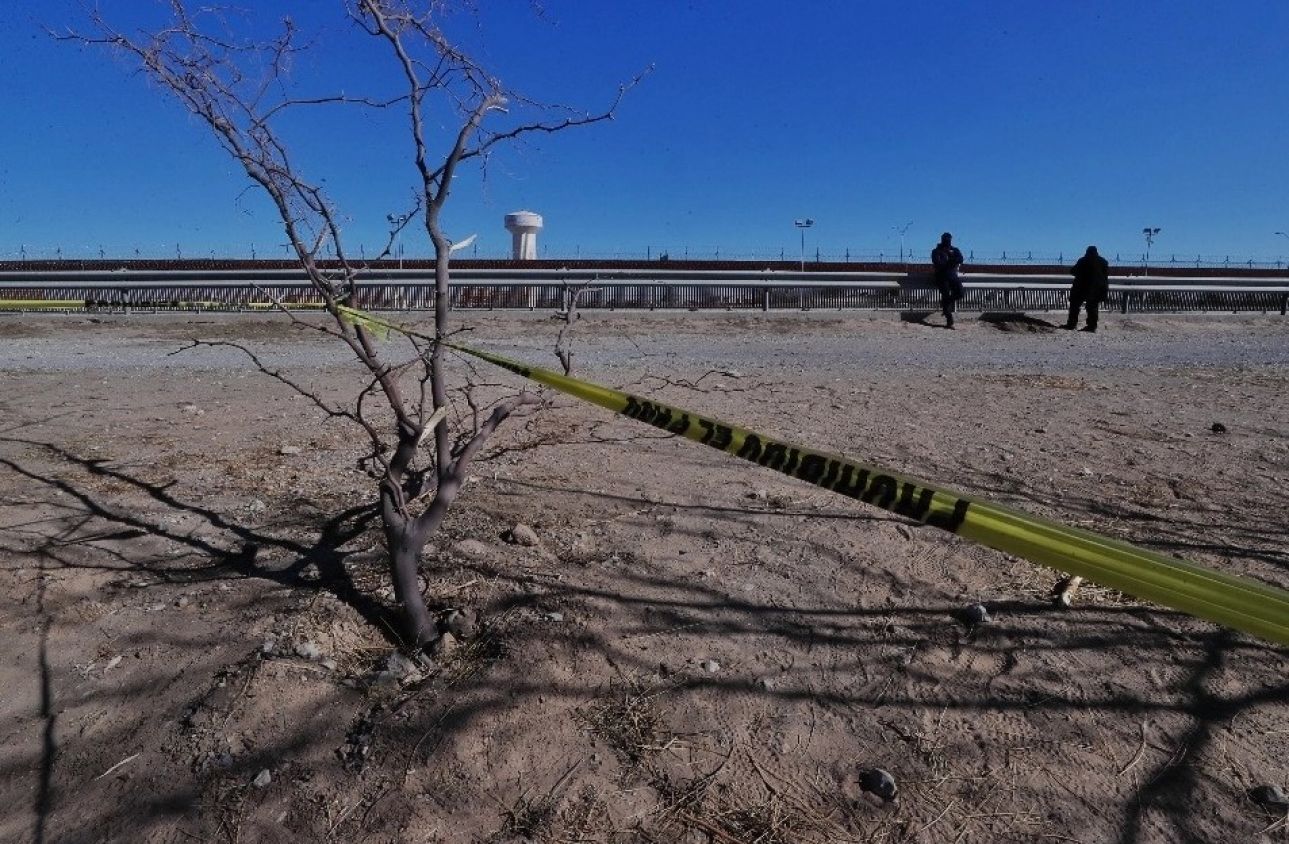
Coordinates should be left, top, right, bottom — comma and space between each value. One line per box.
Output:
1, 311, 1287, 843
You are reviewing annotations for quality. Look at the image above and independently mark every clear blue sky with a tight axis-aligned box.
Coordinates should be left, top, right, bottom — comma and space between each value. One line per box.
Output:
3, 1, 1288, 263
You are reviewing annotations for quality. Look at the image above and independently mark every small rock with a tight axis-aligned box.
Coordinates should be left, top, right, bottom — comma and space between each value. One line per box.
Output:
1250, 784, 1289, 810
1080, 467, 1093, 476
505, 524, 540, 547
181, 404, 204, 416
252, 769, 272, 789
104, 655, 123, 672
543, 611, 565, 623
443, 609, 479, 639
860, 768, 898, 801
320, 658, 338, 671
247, 499, 267, 514
295, 641, 323, 660
452, 539, 490, 559
278, 445, 302, 455
260, 637, 277, 655
960, 604, 991, 626
1211, 422, 1227, 434
431, 631, 459, 659
756, 677, 774, 690
385, 651, 421, 679
747, 489, 768, 501
699, 659, 721, 673
175, 596, 190, 608
369, 670, 400, 688
895, 524, 914, 540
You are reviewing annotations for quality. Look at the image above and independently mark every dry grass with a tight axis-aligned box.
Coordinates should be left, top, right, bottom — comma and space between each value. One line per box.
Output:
579, 676, 675, 767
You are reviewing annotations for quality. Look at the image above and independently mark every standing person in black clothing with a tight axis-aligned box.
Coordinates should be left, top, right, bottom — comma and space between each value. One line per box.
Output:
931, 232, 965, 328
1064, 245, 1110, 332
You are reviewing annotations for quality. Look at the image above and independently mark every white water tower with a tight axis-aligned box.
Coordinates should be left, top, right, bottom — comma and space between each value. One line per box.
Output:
504, 211, 543, 260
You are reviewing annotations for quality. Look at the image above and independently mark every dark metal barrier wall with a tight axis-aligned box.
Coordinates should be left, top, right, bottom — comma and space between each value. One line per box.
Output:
1, 280, 1287, 315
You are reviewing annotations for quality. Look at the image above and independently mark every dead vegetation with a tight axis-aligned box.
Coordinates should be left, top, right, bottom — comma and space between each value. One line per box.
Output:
580, 676, 676, 768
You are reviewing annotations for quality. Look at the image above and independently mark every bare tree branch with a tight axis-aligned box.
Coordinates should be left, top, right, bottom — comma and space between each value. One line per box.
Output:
64, 0, 642, 649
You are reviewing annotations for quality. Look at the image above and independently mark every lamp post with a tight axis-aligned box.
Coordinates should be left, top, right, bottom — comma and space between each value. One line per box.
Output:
794, 218, 814, 271
387, 212, 411, 269
1142, 227, 1161, 275
893, 220, 913, 266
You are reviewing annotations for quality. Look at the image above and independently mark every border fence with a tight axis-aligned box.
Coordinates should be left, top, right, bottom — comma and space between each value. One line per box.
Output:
1, 268, 1286, 315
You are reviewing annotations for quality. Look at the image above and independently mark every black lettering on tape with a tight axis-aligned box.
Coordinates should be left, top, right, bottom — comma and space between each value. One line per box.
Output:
669, 414, 691, 435
737, 434, 763, 460
651, 406, 674, 430
624, 396, 643, 419
864, 474, 899, 508
711, 425, 733, 450
784, 448, 800, 474
893, 482, 934, 521
798, 453, 826, 484
699, 419, 717, 445
834, 465, 871, 498
821, 459, 840, 489
927, 497, 971, 533
759, 442, 787, 471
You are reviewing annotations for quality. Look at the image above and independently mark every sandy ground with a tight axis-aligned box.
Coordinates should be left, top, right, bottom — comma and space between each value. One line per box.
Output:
1, 310, 1287, 843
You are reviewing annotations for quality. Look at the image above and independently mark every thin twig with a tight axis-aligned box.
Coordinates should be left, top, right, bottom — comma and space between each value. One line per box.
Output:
1116, 721, 1149, 777
94, 752, 140, 780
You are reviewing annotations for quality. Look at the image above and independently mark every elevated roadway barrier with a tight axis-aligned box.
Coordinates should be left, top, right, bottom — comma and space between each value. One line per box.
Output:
1, 268, 1286, 315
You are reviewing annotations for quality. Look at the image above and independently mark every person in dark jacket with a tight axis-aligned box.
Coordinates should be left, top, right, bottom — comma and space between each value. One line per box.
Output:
1064, 245, 1110, 332
931, 232, 965, 328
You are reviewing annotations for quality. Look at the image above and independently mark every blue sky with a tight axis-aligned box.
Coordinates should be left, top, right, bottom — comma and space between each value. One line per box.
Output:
3, 1, 1288, 263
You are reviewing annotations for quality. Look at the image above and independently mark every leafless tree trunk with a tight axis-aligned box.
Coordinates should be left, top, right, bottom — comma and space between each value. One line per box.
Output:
61, 1, 642, 649
554, 277, 599, 375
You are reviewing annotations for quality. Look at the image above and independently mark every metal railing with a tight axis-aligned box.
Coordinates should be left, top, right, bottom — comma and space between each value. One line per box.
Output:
1, 268, 1286, 315
9, 246, 1289, 270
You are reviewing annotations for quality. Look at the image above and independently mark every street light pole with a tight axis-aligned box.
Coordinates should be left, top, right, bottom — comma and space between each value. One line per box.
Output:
794, 218, 814, 271
1141, 227, 1161, 275
387, 213, 411, 269
893, 220, 913, 266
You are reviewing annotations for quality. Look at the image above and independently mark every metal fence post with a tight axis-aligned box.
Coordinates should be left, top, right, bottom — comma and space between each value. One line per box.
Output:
762, 289, 770, 312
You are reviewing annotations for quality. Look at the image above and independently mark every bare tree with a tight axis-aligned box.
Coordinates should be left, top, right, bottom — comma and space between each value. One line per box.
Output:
60, 2, 642, 649
553, 276, 600, 375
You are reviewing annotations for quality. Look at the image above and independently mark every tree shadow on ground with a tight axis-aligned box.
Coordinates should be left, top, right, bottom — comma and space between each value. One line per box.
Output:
948, 461, 1289, 575
0, 436, 389, 636
2, 437, 1286, 843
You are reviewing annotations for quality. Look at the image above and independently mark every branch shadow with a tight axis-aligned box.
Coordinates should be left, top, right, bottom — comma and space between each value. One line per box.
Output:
3, 435, 1286, 842
0, 436, 392, 638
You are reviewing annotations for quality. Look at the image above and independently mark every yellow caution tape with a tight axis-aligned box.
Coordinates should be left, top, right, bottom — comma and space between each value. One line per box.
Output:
343, 307, 1289, 645
336, 305, 392, 338
0, 300, 325, 312
0, 299, 87, 310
